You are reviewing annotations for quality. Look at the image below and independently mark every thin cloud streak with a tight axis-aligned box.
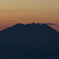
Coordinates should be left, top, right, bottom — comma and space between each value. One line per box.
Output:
46, 23, 56, 25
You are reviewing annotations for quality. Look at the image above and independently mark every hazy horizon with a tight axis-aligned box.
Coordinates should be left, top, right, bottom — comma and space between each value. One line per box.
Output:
0, 22, 59, 32
0, 0, 59, 31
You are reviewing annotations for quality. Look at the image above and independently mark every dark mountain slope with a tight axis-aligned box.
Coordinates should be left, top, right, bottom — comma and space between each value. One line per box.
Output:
0, 23, 59, 45
0, 23, 59, 59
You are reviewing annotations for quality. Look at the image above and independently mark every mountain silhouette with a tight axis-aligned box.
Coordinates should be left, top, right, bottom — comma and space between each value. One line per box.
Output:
0, 23, 59, 59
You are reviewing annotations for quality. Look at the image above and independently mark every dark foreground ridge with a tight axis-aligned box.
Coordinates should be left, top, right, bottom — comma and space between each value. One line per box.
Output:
0, 23, 59, 59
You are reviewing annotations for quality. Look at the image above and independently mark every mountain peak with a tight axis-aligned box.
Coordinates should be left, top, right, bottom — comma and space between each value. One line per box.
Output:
16, 23, 24, 25
32, 22, 35, 25
17, 23, 20, 25
41, 23, 49, 27
42, 23, 48, 25
14, 23, 24, 26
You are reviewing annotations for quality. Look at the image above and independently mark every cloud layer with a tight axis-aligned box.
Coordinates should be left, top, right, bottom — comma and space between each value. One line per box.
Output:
46, 23, 56, 25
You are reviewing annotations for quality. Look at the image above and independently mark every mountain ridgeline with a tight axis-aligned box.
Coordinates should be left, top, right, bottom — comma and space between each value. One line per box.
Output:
0, 23, 59, 59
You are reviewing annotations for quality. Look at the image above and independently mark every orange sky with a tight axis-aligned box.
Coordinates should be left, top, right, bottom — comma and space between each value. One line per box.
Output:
0, 0, 59, 31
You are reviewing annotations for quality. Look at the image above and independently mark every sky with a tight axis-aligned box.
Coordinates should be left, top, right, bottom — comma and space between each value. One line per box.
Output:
0, 0, 59, 31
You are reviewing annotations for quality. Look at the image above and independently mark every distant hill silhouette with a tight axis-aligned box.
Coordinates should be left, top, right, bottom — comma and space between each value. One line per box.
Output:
0, 23, 59, 59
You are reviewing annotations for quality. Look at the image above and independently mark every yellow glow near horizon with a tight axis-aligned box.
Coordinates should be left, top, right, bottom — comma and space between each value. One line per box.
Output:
0, 0, 59, 31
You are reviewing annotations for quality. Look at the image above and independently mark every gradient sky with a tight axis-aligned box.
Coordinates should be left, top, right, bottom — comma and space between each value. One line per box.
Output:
0, 0, 59, 31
